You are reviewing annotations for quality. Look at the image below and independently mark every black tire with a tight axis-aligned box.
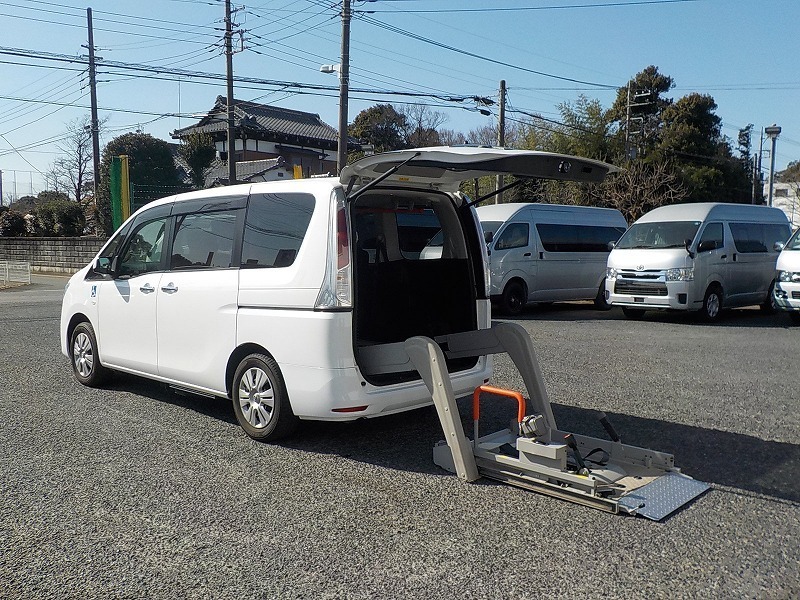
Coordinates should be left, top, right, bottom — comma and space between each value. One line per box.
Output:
69, 321, 110, 387
760, 280, 778, 313
232, 353, 297, 442
621, 306, 646, 319
594, 281, 612, 310
500, 281, 526, 316
700, 285, 723, 322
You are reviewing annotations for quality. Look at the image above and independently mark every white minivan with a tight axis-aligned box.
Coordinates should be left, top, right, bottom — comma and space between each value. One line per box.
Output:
61, 147, 618, 441
606, 202, 791, 321
774, 227, 800, 324
475, 203, 627, 314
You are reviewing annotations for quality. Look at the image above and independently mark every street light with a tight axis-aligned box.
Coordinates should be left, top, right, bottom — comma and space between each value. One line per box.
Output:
765, 124, 781, 207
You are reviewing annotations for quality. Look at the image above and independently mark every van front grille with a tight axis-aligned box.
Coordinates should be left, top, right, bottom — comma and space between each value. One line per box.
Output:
614, 280, 668, 296
793, 291, 800, 300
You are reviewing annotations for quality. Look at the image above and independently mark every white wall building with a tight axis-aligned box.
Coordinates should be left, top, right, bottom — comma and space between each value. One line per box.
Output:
764, 181, 800, 228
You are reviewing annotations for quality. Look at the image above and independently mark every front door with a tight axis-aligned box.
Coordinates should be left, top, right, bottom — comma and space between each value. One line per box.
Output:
96, 216, 168, 374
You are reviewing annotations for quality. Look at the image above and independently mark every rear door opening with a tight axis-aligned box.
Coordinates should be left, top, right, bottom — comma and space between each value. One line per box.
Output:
351, 188, 481, 385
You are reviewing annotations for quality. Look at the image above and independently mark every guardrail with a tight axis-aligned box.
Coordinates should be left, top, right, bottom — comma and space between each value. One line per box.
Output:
0, 260, 31, 285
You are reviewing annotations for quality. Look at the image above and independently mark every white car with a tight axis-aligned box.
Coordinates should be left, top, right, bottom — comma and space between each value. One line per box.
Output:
61, 147, 618, 441
774, 227, 800, 324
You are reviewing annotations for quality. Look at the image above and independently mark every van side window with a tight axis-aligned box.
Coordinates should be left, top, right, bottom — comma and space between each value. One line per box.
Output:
495, 223, 529, 250
730, 222, 790, 254
536, 224, 625, 252
698, 223, 724, 249
241, 193, 315, 268
117, 218, 167, 278
171, 211, 238, 269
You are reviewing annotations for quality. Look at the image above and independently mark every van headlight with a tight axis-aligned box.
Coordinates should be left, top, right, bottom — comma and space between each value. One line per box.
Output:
666, 267, 694, 281
606, 267, 618, 280
779, 270, 800, 283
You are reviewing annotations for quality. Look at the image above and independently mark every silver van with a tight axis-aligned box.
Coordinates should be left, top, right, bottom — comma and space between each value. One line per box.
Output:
476, 203, 627, 314
61, 147, 618, 441
606, 202, 791, 321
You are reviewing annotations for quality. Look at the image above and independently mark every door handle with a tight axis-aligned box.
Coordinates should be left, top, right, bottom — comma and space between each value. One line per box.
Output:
161, 282, 178, 293
539, 252, 544, 259
721, 255, 727, 259
523, 252, 531, 257
139, 283, 155, 294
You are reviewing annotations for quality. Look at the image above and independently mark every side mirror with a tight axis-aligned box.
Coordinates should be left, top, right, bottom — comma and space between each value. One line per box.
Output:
684, 238, 696, 259
484, 230, 494, 244
697, 240, 717, 253
607, 241, 616, 251
774, 241, 785, 252
95, 257, 112, 275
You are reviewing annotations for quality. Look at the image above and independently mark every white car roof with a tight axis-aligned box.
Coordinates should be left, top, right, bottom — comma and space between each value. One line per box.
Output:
636, 202, 790, 224
340, 146, 621, 192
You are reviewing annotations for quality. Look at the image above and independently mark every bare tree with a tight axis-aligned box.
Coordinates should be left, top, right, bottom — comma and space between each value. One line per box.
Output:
49, 115, 97, 202
398, 104, 447, 147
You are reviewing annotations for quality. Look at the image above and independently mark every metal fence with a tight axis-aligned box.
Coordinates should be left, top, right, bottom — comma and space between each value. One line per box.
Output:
0, 260, 31, 285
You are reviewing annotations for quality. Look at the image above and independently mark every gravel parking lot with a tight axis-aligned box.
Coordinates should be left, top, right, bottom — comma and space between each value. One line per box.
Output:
1, 276, 798, 599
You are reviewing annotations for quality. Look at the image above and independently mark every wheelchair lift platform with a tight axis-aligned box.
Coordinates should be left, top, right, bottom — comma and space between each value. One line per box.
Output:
367, 322, 709, 520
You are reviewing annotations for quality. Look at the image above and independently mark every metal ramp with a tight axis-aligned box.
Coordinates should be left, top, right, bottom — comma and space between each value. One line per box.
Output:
393, 323, 709, 520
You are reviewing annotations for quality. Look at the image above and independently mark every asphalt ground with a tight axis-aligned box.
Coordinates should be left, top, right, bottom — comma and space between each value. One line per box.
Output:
1, 275, 798, 599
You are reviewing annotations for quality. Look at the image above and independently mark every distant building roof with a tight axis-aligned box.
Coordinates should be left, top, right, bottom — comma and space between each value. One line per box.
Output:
171, 96, 350, 150
204, 156, 289, 187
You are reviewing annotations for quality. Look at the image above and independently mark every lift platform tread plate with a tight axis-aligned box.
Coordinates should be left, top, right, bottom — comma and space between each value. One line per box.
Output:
617, 472, 710, 520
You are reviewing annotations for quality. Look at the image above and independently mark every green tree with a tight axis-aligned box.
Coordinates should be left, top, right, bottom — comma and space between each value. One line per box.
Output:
778, 160, 800, 182
29, 192, 85, 236
179, 131, 216, 189
348, 104, 408, 153
97, 132, 181, 235
0, 207, 27, 237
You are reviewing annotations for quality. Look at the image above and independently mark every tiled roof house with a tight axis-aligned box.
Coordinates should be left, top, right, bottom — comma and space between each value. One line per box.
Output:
171, 96, 357, 181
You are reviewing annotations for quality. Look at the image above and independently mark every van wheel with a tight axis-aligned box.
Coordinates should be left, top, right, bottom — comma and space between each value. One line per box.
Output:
700, 285, 723, 322
621, 307, 646, 319
594, 281, 612, 310
232, 354, 298, 442
500, 281, 526, 316
760, 280, 778, 313
69, 322, 110, 387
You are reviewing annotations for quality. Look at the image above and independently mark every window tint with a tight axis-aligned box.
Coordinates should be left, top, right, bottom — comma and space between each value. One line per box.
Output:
99, 222, 131, 261
495, 223, 529, 250
729, 222, 790, 253
171, 211, 238, 269
698, 222, 724, 248
117, 218, 167, 278
241, 193, 315, 268
536, 223, 626, 252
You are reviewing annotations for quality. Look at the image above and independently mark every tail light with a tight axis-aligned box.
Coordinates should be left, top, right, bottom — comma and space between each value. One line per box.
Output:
315, 189, 352, 309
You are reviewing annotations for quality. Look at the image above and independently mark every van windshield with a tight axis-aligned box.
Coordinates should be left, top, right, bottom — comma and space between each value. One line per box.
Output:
480, 221, 503, 238
786, 228, 800, 251
616, 221, 701, 250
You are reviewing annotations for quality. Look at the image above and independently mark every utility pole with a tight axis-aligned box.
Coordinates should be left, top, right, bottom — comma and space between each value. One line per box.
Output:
86, 8, 101, 211
495, 79, 506, 203
337, 0, 351, 175
225, 0, 236, 185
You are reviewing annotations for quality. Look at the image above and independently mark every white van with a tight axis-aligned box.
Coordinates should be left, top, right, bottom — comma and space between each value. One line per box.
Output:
606, 202, 791, 321
60, 147, 618, 441
475, 203, 627, 314
774, 227, 800, 324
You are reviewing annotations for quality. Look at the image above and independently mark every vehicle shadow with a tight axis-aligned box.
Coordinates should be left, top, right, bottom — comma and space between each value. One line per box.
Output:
283, 396, 800, 505
502, 302, 796, 329
105, 373, 800, 505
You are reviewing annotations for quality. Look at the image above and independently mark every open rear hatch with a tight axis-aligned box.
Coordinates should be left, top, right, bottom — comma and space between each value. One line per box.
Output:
343, 147, 621, 386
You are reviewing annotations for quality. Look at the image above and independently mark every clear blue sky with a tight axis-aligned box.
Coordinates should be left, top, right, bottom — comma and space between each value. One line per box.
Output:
1, 0, 797, 201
